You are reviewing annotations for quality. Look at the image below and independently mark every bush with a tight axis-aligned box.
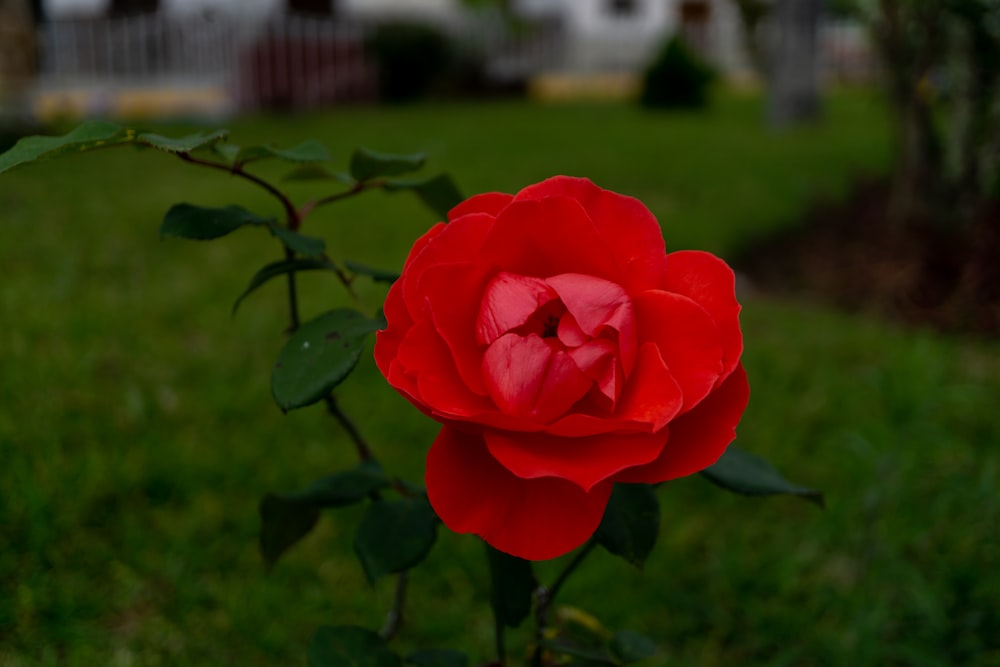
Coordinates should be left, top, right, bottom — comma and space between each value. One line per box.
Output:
366, 22, 454, 103
640, 36, 716, 110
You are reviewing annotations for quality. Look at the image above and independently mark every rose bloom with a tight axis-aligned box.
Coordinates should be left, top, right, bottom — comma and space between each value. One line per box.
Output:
375, 176, 749, 560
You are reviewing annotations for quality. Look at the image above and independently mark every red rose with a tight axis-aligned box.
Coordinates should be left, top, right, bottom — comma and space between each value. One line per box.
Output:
375, 176, 749, 560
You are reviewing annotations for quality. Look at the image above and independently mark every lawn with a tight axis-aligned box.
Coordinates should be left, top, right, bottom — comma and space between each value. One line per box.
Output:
2, 92, 999, 666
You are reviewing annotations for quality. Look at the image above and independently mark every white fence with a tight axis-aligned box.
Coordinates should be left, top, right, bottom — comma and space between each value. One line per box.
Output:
25, 11, 876, 116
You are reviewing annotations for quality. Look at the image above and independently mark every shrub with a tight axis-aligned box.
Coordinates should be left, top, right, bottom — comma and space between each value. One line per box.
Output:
640, 36, 716, 110
366, 22, 454, 103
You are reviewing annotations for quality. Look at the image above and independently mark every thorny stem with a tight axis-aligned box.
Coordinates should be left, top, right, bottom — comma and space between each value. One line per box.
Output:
324, 393, 375, 462
302, 178, 387, 216
284, 247, 301, 331
380, 572, 409, 640
531, 538, 600, 666
178, 151, 414, 643
176, 152, 301, 229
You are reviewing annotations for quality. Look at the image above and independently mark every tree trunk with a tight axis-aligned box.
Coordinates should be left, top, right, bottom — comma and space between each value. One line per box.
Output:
766, 0, 824, 127
871, 0, 947, 224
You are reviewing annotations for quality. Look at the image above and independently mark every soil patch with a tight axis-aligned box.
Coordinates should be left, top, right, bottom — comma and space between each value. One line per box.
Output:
734, 179, 1000, 337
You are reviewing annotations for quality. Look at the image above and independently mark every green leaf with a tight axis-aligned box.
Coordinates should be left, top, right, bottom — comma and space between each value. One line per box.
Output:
235, 140, 331, 165
595, 484, 660, 569
0, 122, 229, 174
160, 203, 271, 241
385, 174, 464, 219
286, 460, 391, 508
308, 626, 401, 667
702, 446, 824, 507
135, 129, 229, 154
258, 461, 390, 569
267, 223, 326, 256
354, 497, 438, 583
232, 258, 336, 315
485, 543, 537, 628
259, 493, 320, 569
210, 142, 240, 163
609, 631, 657, 664
404, 649, 468, 667
271, 309, 383, 411
344, 260, 400, 284
350, 147, 426, 181
0, 121, 130, 173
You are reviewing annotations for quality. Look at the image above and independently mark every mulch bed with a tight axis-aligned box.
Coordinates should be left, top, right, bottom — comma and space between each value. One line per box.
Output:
734, 179, 1000, 337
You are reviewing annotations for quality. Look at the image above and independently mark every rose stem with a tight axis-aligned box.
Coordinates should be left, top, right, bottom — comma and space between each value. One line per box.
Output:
531, 538, 600, 665
323, 393, 374, 462
380, 571, 409, 640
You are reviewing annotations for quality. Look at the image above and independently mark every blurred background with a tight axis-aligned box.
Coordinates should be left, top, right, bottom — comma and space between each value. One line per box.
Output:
1, 1, 999, 666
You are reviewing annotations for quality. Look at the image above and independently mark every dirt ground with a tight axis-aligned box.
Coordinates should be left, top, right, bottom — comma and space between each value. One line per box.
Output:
735, 179, 1000, 337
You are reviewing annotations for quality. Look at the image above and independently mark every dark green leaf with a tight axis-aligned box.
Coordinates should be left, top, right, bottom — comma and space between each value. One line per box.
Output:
160, 203, 270, 241
259, 461, 390, 569
385, 173, 464, 219
345, 260, 400, 284
236, 140, 331, 165
308, 626, 401, 667
538, 639, 616, 666
210, 142, 240, 163
609, 631, 656, 664
135, 129, 229, 154
485, 543, 537, 628
595, 484, 660, 569
271, 309, 382, 411
350, 147, 426, 181
268, 223, 326, 256
404, 649, 467, 667
0, 122, 229, 174
0, 121, 130, 173
259, 493, 320, 569
286, 460, 391, 508
702, 446, 824, 507
232, 258, 336, 315
354, 497, 438, 583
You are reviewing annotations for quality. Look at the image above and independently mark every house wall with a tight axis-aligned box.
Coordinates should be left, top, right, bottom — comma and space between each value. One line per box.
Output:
339, 0, 457, 22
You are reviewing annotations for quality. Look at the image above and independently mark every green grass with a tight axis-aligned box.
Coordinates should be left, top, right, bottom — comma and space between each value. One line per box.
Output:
2, 92, 998, 666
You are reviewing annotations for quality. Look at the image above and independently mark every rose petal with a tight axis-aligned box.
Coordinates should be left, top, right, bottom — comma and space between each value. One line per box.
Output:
419, 262, 494, 395
546, 273, 636, 374
514, 176, 669, 292
614, 364, 750, 484
448, 192, 514, 220
484, 429, 668, 492
613, 342, 684, 430
483, 197, 619, 282
402, 213, 495, 319
633, 289, 722, 411
374, 278, 413, 380
567, 339, 619, 403
557, 312, 588, 347
426, 426, 613, 560
395, 317, 495, 418
664, 250, 743, 383
546, 412, 653, 437
482, 333, 591, 423
477, 272, 558, 345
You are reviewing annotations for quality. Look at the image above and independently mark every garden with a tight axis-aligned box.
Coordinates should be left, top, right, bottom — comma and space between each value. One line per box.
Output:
1, 88, 999, 667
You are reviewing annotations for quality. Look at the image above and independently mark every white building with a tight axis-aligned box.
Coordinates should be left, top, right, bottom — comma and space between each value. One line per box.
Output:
41, 0, 749, 75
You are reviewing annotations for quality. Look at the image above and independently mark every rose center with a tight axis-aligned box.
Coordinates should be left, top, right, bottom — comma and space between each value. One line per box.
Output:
475, 271, 637, 422
541, 314, 560, 338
